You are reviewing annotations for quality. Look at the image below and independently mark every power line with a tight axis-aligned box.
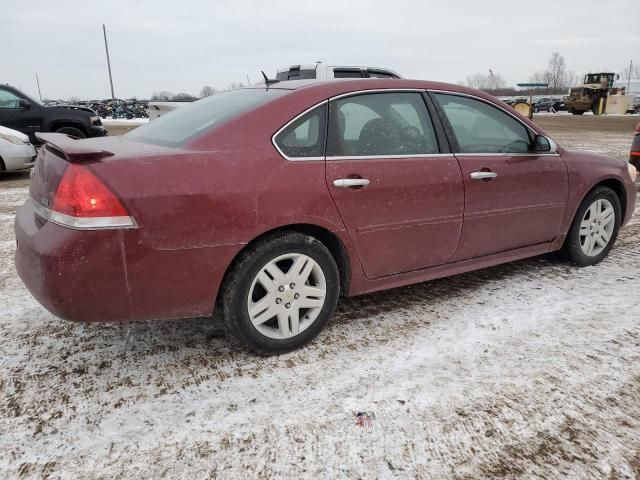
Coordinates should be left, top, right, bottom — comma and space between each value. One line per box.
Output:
121, 0, 232, 40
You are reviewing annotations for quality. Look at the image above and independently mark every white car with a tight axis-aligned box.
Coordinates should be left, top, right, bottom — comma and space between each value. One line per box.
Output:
146, 64, 402, 120
275, 63, 402, 81
0, 125, 37, 174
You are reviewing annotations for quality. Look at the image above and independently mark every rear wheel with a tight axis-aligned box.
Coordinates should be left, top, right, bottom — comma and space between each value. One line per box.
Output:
561, 186, 621, 266
55, 126, 86, 138
221, 232, 340, 354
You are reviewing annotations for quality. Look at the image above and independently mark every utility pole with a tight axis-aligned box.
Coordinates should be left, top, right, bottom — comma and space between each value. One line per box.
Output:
35, 72, 42, 101
102, 24, 115, 100
627, 59, 633, 94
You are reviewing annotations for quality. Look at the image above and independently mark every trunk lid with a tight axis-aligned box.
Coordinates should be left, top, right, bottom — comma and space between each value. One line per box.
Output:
29, 134, 171, 213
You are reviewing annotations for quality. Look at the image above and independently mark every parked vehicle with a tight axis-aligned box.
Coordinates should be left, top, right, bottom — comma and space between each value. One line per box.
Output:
146, 64, 402, 119
15, 79, 637, 353
0, 125, 36, 174
565, 73, 623, 115
0, 84, 106, 143
532, 97, 563, 113
275, 63, 401, 81
533, 98, 554, 112
630, 121, 640, 171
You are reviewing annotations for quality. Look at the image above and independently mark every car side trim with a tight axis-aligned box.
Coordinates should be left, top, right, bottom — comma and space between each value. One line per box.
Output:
326, 154, 455, 161
30, 197, 137, 230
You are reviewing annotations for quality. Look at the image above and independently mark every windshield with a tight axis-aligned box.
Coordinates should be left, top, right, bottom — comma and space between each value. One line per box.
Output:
127, 88, 288, 147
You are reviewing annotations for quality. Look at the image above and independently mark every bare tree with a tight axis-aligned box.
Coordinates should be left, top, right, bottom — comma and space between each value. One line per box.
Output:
546, 52, 567, 90
466, 71, 506, 91
227, 81, 246, 90
200, 86, 215, 97
563, 70, 580, 89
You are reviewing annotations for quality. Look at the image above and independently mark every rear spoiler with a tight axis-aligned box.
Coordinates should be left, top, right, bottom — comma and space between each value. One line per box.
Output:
35, 132, 114, 162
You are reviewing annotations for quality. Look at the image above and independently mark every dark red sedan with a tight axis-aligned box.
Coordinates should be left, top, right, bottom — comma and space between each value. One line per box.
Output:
15, 79, 637, 353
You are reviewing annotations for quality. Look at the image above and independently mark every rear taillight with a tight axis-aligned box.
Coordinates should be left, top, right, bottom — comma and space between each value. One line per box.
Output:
53, 164, 127, 218
34, 164, 136, 229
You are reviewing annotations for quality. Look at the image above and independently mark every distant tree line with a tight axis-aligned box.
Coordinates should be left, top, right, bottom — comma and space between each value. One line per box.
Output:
465, 52, 589, 96
150, 81, 247, 102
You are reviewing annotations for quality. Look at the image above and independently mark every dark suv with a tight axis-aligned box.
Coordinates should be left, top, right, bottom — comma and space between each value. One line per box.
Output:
0, 84, 106, 143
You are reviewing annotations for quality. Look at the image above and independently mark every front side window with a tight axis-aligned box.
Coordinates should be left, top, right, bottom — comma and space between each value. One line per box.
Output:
274, 104, 326, 158
327, 92, 439, 157
433, 94, 531, 154
0, 89, 22, 109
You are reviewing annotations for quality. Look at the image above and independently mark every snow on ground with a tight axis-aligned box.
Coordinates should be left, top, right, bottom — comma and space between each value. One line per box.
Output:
0, 127, 639, 479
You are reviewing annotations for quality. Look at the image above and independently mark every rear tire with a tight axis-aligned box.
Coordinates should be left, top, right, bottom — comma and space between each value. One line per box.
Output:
560, 186, 621, 266
220, 232, 340, 354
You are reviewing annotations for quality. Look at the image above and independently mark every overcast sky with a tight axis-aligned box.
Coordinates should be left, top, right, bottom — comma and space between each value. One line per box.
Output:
2, 0, 638, 100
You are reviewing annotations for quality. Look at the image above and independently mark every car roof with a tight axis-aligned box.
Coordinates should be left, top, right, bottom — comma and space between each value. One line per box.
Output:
243, 78, 481, 97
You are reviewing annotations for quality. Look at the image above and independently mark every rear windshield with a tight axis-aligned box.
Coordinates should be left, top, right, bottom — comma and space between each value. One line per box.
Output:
127, 88, 287, 147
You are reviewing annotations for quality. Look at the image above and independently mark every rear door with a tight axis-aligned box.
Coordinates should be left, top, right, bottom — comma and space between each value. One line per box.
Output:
324, 91, 464, 279
431, 92, 568, 261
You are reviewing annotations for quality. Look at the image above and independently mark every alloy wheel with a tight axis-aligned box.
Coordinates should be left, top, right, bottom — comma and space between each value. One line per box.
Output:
579, 198, 615, 257
247, 253, 327, 339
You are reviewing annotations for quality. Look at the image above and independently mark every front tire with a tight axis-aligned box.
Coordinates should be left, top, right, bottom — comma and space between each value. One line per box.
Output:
221, 232, 340, 354
56, 126, 86, 138
561, 186, 621, 266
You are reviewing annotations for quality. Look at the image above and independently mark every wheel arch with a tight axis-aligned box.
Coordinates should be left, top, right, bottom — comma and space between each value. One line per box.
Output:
215, 223, 352, 312
49, 121, 88, 136
593, 178, 627, 221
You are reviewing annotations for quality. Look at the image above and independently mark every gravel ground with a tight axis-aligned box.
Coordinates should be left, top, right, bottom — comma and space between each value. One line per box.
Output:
0, 118, 639, 479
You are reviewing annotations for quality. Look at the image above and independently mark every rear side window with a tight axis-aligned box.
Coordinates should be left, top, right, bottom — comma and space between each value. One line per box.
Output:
126, 88, 287, 147
434, 93, 531, 154
327, 92, 439, 157
368, 70, 399, 79
334, 69, 365, 79
275, 69, 317, 81
274, 104, 327, 159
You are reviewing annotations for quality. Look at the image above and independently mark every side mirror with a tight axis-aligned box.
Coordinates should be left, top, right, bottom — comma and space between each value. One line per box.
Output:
532, 134, 551, 153
18, 99, 31, 110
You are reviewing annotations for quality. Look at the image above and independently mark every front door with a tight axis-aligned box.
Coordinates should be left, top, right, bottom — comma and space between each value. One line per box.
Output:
0, 87, 42, 138
432, 92, 569, 261
325, 91, 464, 279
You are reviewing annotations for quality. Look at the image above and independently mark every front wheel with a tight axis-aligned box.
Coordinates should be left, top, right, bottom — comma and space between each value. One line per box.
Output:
561, 186, 621, 266
221, 232, 340, 354
56, 126, 86, 138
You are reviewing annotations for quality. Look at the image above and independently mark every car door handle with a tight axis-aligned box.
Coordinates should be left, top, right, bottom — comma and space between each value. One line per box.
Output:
470, 171, 498, 180
333, 178, 370, 188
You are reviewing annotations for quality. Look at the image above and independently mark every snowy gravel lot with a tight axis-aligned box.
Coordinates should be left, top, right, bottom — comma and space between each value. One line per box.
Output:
1, 120, 639, 479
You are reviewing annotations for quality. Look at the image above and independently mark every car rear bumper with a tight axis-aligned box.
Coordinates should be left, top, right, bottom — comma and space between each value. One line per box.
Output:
1, 143, 37, 172
14, 199, 242, 322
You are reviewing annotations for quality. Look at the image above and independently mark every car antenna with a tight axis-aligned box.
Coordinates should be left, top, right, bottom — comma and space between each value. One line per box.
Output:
261, 70, 280, 86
